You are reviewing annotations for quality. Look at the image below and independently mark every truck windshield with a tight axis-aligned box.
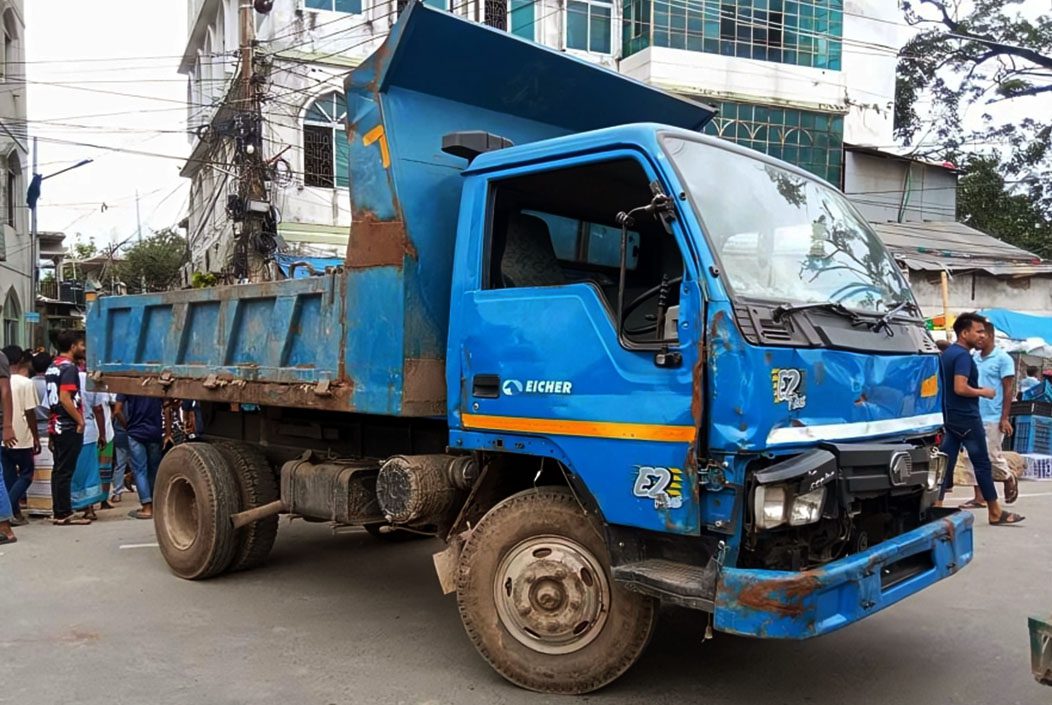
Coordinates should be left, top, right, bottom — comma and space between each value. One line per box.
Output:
663, 136, 912, 314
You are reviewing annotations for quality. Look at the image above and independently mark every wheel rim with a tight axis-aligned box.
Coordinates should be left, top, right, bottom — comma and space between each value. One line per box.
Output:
164, 477, 199, 551
493, 535, 610, 655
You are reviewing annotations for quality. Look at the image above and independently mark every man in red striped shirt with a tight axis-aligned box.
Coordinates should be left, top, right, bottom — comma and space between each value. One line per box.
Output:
45, 330, 89, 526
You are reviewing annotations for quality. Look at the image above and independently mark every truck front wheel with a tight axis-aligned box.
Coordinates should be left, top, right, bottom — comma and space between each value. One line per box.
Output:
153, 443, 241, 580
456, 488, 656, 694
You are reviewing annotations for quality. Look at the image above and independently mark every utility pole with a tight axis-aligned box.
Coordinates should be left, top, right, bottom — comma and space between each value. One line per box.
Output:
30, 137, 37, 347
232, 0, 270, 282
25, 143, 92, 347
135, 189, 142, 242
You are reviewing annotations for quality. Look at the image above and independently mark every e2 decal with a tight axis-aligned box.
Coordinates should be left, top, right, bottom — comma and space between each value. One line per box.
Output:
632, 465, 684, 510
772, 368, 807, 411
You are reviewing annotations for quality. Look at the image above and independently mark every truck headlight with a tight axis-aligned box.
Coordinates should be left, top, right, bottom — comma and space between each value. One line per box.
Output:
753, 484, 788, 529
789, 487, 826, 526
927, 451, 947, 491
754, 484, 827, 530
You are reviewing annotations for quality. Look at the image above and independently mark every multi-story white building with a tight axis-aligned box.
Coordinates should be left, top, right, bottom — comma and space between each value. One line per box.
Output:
179, 0, 902, 273
0, 1, 30, 346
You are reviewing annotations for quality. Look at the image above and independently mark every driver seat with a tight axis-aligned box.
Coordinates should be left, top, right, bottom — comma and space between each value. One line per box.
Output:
501, 213, 567, 288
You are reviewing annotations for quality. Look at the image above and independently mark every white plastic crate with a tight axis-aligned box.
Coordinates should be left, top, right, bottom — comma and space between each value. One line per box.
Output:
1021, 454, 1052, 481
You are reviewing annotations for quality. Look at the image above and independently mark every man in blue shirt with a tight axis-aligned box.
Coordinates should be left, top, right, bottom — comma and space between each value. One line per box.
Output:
938, 312, 1023, 525
114, 394, 164, 520
961, 319, 1019, 507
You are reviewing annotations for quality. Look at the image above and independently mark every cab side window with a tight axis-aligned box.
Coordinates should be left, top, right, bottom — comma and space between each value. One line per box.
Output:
485, 157, 684, 344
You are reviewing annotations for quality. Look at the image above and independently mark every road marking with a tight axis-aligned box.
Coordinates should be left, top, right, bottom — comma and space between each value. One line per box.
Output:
119, 542, 159, 550
1019, 491, 1052, 498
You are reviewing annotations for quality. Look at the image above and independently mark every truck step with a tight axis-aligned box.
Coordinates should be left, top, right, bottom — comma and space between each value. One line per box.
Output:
612, 559, 717, 611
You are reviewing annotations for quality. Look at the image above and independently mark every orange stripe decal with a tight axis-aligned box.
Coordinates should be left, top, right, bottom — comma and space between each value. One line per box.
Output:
461, 413, 696, 443
362, 124, 390, 169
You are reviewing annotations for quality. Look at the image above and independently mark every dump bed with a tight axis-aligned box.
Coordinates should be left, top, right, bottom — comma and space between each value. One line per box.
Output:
84, 274, 371, 411
86, 3, 714, 417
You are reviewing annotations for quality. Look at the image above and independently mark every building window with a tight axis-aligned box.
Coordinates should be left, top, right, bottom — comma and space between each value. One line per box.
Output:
567, 0, 612, 53
1, 10, 17, 83
485, 0, 507, 29
305, 0, 363, 12
623, 0, 842, 70
6, 152, 18, 229
302, 92, 349, 189
3, 288, 20, 346
704, 101, 844, 185
484, 0, 537, 39
397, 0, 447, 15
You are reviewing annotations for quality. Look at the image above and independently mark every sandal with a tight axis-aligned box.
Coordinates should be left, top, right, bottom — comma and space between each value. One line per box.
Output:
52, 515, 92, 526
990, 511, 1025, 526
0, 534, 16, 545
959, 499, 987, 509
128, 510, 153, 520
1004, 476, 1019, 504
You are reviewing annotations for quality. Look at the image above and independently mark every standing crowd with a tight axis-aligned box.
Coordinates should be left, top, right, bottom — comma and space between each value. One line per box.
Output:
0, 329, 171, 544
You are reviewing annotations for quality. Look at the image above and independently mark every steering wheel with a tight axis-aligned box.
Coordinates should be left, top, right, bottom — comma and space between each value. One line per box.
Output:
828, 282, 884, 305
622, 276, 683, 337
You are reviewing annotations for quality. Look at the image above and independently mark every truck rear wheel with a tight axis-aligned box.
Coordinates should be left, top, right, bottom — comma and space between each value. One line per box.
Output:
153, 443, 241, 580
213, 441, 279, 572
456, 488, 656, 694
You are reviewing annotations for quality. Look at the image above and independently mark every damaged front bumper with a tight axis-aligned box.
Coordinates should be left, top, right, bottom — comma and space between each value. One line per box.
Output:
714, 508, 973, 639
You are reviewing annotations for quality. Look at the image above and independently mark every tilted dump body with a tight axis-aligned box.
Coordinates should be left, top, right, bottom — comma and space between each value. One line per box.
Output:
86, 4, 713, 417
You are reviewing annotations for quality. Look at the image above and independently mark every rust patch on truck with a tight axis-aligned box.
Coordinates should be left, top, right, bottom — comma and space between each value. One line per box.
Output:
95, 374, 357, 413
346, 210, 414, 268
403, 358, 446, 416
735, 572, 823, 617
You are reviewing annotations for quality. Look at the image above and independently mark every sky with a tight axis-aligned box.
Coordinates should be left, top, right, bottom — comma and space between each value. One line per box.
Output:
24, 1, 191, 250
17, 0, 1050, 252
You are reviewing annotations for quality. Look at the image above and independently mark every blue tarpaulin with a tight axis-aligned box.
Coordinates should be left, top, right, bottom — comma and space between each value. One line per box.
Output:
275, 254, 343, 279
980, 309, 1052, 344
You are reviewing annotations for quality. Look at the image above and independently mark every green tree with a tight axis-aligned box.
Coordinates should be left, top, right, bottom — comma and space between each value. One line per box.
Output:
68, 236, 97, 260
896, 0, 1052, 243
896, 0, 1052, 219
956, 155, 1052, 259
116, 228, 189, 293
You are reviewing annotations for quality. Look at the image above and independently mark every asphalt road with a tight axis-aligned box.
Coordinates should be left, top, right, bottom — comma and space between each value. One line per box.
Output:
2, 487, 1050, 705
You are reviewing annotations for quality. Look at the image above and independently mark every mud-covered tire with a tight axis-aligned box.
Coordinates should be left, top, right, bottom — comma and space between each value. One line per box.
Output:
456, 487, 656, 694
213, 441, 280, 572
153, 443, 241, 580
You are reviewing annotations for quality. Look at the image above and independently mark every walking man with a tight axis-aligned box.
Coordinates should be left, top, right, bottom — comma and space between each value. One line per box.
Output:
938, 312, 1024, 525
46, 330, 90, 526
954, 320, 1019, 508
114, 393, 163, 520
0, 348, 19, 543
1, 346, 40, 525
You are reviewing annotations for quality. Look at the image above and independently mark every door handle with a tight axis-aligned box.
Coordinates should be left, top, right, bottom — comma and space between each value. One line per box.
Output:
472, 374, 500, 399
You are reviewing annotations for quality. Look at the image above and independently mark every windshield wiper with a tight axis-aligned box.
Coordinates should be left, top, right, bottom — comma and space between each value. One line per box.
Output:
771, 301, 869, 327
869, 299, 922, 336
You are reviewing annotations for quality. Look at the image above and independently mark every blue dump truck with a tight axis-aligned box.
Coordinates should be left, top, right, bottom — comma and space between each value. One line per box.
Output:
86, 4, 974, 694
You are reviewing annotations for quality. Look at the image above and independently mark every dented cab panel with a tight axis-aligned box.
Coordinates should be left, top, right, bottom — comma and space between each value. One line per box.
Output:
706, 300, 943, 453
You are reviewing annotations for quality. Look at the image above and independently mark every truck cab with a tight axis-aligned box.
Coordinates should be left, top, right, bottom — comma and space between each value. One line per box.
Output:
86, 3, 972, 694
442, 120, 970, 635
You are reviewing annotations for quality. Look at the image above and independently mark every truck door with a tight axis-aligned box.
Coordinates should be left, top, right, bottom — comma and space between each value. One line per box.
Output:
451, 152, 705, 535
